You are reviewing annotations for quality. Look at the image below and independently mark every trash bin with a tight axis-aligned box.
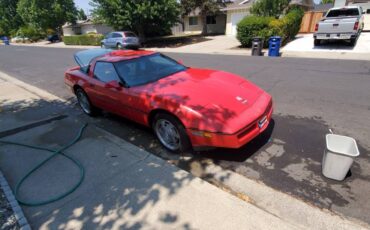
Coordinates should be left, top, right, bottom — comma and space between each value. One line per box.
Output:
251, 37, 263, 56
268, 36, 281, 57
3, 36, 9, 45
322, 134, 360, 181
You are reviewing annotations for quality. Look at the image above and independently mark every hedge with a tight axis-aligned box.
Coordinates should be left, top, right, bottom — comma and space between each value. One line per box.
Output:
237, 9, 304, 48
63, 34, 105, 46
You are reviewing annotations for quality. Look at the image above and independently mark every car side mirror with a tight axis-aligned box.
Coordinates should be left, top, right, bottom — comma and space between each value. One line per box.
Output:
105, 80, 122, 89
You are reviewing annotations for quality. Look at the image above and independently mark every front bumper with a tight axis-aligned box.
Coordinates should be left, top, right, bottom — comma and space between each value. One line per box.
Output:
187, 101, 273, 149
314, 33, 357, 40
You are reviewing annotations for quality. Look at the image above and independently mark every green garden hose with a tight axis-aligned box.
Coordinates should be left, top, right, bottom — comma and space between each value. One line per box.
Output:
0, 123, 87, 206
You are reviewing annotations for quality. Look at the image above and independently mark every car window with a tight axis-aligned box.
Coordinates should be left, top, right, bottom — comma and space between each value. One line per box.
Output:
113, 33, 123, 38
114, 54, 186, 87
124, 32, 137, 37
94, 62, 120, 83
105, 33, 112, 39
326, 8, 359, 17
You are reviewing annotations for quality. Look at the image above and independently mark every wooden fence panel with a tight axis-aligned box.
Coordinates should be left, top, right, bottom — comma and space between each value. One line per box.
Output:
299, 11, 325, 33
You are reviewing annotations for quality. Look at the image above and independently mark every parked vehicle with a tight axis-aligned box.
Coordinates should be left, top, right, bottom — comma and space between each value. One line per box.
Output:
314, 6, 365, 46
65, 49, 273, 152
11, 36, 30, 43
47, 34, 60, 43
101, 31, 140, 50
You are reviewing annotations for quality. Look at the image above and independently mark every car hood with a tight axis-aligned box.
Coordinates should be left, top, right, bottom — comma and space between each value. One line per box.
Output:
149, 68, 268, 133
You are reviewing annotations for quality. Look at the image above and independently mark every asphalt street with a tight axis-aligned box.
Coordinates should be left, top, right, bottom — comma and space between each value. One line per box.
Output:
1, 45, 370, 224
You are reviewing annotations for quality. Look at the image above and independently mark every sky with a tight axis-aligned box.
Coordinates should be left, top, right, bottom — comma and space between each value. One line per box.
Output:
74, 0, 324, 13
74, 0, 92, 13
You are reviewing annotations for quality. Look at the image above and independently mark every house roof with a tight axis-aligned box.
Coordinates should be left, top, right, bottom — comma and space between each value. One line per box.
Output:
290, 0, 314, 8
221, 0, 256, 11
313, 3, 334, 11
62, 18, 96, 28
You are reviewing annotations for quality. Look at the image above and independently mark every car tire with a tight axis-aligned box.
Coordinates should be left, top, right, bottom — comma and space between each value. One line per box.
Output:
349, 38, 357, 47
101, 43, 106, 48
75, 88, 99, 116
152, 113, 192, 153
117, 43, 123, 50
314, 39, 321, 46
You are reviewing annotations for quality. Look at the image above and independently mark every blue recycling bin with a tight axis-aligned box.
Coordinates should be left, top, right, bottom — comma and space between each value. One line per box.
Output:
268, 36, 281, 57
3, 36, 10, 45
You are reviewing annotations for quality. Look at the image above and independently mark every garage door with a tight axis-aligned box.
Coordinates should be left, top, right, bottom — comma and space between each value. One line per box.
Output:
231, 13, 248, 36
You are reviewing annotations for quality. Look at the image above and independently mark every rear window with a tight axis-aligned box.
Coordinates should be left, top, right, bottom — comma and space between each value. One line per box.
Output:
327, 9, 359, 17
124, 32, 137, 37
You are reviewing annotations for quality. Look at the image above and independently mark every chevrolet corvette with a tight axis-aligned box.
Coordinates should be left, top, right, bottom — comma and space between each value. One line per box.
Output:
64, 49, 273, 152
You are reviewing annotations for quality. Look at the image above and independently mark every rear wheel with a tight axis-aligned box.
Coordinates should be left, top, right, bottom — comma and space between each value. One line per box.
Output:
75, 88, 98, 116
314, 39, 321, 46
349, 38, 357, 47
152, 113, 191, 153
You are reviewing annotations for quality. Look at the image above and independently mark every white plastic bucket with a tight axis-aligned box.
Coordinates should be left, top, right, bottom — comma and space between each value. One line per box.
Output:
322, 134, 360, 181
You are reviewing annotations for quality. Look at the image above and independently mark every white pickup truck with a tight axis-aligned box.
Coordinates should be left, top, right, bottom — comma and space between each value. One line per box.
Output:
314, 6, 365, 46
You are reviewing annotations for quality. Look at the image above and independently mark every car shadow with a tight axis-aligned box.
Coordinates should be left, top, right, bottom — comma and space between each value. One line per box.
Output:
313, 40, 356, 50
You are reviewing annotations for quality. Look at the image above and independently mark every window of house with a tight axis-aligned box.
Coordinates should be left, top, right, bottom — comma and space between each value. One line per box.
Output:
206, 16, 217, 25
189, 17, 198, 26
94, 62, 120, 83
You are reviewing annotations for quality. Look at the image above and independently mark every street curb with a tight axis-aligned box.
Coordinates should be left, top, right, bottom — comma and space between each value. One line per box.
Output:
203, 163, 370, 230
0, 171, 31, 230
0, 70, 67, 102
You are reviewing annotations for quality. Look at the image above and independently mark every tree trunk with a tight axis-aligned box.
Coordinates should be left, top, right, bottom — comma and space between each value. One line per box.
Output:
201, 14, 208, 35
136, 24, 146, 43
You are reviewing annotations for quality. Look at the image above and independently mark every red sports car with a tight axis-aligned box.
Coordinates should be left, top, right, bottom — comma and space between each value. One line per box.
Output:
65, 49, 273, 152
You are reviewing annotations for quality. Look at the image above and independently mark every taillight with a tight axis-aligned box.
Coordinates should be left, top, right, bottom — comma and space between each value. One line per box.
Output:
354, 21, 359, 30
315, 24, 319, 32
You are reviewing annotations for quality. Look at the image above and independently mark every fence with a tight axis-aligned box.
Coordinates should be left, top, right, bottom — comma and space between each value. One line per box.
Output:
299, 11, 325, 33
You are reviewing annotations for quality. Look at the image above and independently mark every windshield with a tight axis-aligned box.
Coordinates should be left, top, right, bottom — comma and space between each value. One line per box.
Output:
114, 54, 187, 87
326, 8, 359, 17
74, 49, 112, 72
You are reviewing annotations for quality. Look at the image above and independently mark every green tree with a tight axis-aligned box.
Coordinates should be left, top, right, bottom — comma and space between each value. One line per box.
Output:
250, 0, 290, 18
0, 0, 23, 36
17, 0, 77, 35
180, 0, 226, 35
321, 0, 334, 4
91, 0, 180, 41
77, 8, 88, 21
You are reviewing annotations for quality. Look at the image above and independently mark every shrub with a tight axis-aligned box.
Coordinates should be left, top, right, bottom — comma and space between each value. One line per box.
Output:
63, 34, 105, 46
237, 8, 304, 48
16, 25, 45, 42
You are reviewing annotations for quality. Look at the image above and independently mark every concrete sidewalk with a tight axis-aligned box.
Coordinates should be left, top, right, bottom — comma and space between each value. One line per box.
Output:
0, 72, 369, 230
282, 33, 370, 61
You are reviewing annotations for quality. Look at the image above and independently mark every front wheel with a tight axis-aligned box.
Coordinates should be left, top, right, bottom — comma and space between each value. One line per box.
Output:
116, 43, 123, 50
152, 113, 191, 153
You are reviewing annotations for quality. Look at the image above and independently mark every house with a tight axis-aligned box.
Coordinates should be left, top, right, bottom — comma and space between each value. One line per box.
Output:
221, 0, 256, 36
334, 0, 370, 11
62, 19, 113, 36
182, 8, 227, 35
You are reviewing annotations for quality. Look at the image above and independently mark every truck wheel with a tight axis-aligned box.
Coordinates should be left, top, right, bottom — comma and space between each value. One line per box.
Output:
349, 38, 357, 47
314, 39, 321, 46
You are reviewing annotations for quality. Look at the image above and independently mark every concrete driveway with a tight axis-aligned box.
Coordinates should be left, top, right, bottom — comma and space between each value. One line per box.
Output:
282, 33, 370, 59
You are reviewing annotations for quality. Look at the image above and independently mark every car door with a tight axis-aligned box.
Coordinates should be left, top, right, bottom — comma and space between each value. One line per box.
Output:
112, 33, 123, 47
86, 61, 133, 118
